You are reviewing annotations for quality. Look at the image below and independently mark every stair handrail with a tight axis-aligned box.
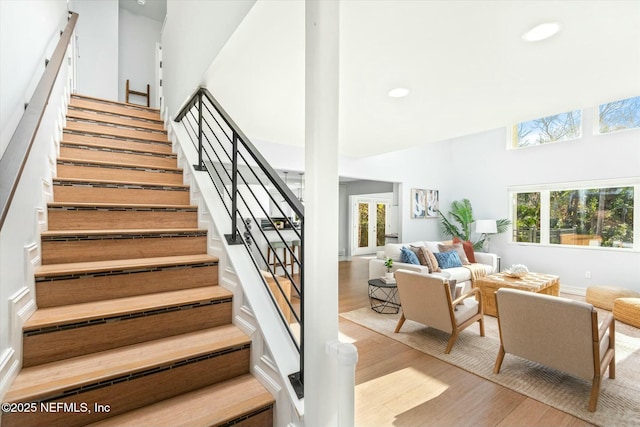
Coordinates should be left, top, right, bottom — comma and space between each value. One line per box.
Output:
0, 11, 78, 230
175, 87, 305, 398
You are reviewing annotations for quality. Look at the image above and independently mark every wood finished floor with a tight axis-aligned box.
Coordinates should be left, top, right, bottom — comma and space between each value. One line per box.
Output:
338, 256, 594, 427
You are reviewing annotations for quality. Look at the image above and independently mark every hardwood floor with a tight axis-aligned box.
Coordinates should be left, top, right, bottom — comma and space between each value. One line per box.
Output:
338, 256, 594, 427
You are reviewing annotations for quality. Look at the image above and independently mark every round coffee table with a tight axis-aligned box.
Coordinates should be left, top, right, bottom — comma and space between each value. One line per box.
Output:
368, 279, 400, 314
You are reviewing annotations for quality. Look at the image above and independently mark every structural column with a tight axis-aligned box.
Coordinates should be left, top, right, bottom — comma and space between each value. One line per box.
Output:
304, 0, 342, 426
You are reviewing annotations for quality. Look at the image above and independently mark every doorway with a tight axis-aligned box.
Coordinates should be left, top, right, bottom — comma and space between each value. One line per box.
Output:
350, 197, 390, 255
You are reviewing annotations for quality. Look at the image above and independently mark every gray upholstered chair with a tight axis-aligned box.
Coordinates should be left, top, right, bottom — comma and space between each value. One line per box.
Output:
394, 269, 484, 354
494, 288, 615, 412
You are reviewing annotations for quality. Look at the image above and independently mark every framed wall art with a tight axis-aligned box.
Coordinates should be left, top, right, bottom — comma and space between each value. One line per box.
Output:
411, 188, 426, 219
426, 189, 439, 218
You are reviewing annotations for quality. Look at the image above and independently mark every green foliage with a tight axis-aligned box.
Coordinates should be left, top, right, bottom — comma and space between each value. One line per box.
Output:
384, 258, 393, 271
439, 199, 511, 250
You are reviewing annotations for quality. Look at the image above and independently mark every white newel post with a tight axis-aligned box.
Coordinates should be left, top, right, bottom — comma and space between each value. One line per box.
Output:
305, 1, 357, 426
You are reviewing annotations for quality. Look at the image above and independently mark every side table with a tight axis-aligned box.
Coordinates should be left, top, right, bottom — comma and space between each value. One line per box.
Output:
368, 279, 400, 314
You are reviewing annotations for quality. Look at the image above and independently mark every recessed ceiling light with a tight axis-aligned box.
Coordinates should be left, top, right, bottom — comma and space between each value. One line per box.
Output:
388, 88, 409, 98
522, 22, 561, 42
137, 0, 146, 5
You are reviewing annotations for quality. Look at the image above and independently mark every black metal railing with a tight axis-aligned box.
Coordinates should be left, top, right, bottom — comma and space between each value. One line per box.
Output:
175, 87, 305, 398
0, 11, 78, 229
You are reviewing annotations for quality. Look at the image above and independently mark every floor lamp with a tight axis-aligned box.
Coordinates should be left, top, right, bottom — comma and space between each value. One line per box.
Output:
476, 220, 497, 252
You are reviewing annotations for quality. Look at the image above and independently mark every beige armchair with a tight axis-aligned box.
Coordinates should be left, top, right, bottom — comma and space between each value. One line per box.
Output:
394, 269, 485, 354
494, 288, 615, 412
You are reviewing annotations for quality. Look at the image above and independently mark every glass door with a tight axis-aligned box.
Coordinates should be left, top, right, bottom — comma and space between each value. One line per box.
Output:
352, 197, 390, 255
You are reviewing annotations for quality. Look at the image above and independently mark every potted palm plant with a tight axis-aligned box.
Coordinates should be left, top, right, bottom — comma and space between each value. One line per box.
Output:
438, 199, 510, 250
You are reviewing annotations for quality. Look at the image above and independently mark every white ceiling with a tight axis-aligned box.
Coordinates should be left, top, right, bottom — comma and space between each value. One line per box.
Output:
119, 0, 166, 23
206, 0, 640, 158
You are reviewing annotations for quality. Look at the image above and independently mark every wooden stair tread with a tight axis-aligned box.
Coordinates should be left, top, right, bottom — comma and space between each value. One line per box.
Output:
53, 177, 187, 188
48, 202, 197, 209
67, 109, 165, 131
57, 157, 182, 172
69, 97, 162, 122
62, 132, 172, 150
34, 254, 218, 277
61, 138, 172, 155
25, 287, 232, 330
4, 325, 249, 402
41, 228, 205, 237
87, 374, 274, 427
65, 121, 169, 143
71, 94, 160, 114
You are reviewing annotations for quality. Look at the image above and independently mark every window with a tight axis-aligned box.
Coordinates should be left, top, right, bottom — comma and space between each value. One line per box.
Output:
514, 192, 541, 243
511, 181, 636, 249
511, 110, 582, 148
598, 96, 640, 134
550, 187, 633, 247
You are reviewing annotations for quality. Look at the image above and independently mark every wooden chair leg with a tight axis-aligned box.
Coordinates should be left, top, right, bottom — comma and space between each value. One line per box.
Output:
478, 316, 485, 337
588, 375, 602, 412
445, 331, 459, 354
394, 313, 406, 333
494, 346, 505, 374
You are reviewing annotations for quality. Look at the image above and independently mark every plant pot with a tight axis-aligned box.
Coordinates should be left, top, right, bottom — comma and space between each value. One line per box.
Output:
385, 272, 394, 280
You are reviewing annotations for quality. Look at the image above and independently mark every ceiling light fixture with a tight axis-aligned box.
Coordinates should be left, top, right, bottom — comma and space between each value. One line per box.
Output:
388, 88, 409, 98
137, 0, 146, 6
522, 22, 561, 42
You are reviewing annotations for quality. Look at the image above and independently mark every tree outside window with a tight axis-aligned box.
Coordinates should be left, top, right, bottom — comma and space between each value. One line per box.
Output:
598, 96, 640, 134
514, 192, 541, 243
512, 110, 582, 148
550, 187, 633, 247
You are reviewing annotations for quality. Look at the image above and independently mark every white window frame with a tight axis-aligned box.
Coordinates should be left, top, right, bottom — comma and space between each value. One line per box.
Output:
508, 178, 639, 251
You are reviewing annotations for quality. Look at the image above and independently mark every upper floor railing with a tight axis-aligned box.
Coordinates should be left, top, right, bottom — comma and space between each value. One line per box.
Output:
0, 11, 78, 230
174, 87, 305, 398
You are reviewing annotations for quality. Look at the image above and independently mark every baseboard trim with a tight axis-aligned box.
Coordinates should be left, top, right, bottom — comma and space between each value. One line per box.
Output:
0, 348, 18, 401
560, 284, 587, 297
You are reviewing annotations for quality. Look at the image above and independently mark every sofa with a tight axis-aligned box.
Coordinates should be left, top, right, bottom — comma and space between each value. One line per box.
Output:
369, 240, 498, 293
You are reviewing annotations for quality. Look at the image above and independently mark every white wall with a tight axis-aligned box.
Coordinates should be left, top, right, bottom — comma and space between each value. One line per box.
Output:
118, 9, 162, 108
0, 45, 71, 402
0, 0, 68, 158
70, 0, 118, 100
250, 105, 639, 292
161, 0, 255, 116
446, 106, 640, 292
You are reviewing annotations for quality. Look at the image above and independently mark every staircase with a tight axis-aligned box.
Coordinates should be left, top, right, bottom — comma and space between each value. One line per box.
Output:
1, 94, 274, 427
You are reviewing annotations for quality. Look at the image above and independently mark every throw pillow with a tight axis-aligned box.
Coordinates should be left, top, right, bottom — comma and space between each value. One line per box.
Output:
433, 250, 463, 269
424, 247, 441, 272
400, 246, 420, 265
453, 237, 476, 263
416, 247, 435, 272
410, 245, 428, 266
438, 242, 470, 265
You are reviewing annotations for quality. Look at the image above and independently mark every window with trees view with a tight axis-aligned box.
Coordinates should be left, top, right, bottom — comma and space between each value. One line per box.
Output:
512, 110, 582, 148
512, 183, 636, 249
598, 96, 640, 134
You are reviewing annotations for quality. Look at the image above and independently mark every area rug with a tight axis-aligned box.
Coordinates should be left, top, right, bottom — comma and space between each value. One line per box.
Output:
340, 307, 640, 427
